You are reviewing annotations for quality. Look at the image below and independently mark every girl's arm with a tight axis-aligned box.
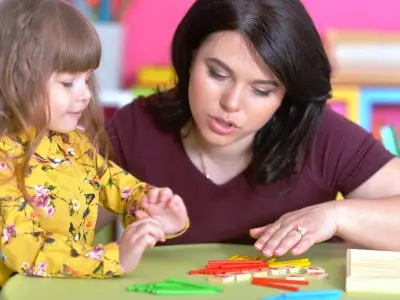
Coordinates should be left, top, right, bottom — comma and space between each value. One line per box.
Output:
97, 156, 189, 238
0, 165, 124, 279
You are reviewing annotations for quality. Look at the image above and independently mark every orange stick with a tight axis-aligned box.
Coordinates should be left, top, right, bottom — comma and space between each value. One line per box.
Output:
191, 264, 266, 273
252, 277, 309, 286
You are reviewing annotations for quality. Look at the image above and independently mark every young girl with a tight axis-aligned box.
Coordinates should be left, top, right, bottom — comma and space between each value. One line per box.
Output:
0, 0, 189, 287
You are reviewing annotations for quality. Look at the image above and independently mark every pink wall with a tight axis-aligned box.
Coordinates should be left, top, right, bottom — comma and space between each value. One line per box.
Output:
302, 0, 400, 33
121, 0, 400, 87
121, 0, 194, 86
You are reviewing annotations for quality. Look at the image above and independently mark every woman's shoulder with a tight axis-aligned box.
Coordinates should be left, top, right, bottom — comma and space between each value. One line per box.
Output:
315, 107, 377, 149
319, 107, 362, 133
308, 106, 393, 195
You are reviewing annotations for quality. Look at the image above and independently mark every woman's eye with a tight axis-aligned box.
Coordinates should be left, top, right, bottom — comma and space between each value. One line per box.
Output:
208, 67, 227, 80
253, 88, 272, 97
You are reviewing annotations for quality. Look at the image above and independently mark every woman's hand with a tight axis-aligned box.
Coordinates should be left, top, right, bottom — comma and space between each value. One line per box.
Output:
249, 201, 340, 257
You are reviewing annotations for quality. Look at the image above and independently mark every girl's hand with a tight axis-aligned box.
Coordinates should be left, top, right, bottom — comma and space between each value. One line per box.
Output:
249, 201, 340, 257
136, 187, 189, 236
119, 217, 165, 273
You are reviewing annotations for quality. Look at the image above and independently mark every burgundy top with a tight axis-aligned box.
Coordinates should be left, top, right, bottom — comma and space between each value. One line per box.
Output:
106, 95, 394, 245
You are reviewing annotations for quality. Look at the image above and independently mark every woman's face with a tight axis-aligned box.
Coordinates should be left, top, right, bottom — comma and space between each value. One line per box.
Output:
188, 30, 285, 148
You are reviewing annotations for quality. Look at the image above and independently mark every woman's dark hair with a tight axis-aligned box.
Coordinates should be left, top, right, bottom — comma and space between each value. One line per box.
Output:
150, 0, 332, 186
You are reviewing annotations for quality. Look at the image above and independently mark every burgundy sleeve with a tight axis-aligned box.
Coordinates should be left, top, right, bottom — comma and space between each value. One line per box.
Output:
311, 109, 394, 196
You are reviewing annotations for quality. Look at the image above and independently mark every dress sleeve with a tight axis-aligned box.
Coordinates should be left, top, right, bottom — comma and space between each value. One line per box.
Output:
0, 161, 124, 279
96, 154, 150, 228
96, 154, 189, 238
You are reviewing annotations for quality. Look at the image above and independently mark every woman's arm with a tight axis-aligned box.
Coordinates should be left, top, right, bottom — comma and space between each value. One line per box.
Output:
337, 157, 400, 250
95, 205, 117, 232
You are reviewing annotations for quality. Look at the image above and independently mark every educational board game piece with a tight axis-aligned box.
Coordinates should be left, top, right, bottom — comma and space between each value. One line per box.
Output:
208, 273, 236, 284
164, 278, 224, 292
151, 289, 219, 295
235, 270, 254, 282
262, 289, 343, 300
306, 271, 329, 280
269, 258, 310, 268
253, 270, 269, 278
252, 277, 309, 286
252, 280, 300, 292
268, 267, 288, 276
126, 278, 224, 295
346, 248, 400, 293
285, 266, 304, 274
285, 274, 306, 281
304, 267, 325, 274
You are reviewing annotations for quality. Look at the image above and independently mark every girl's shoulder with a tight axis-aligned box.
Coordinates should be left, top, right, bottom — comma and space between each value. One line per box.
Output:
0, 133, 28, 158
63, 128, 94, 155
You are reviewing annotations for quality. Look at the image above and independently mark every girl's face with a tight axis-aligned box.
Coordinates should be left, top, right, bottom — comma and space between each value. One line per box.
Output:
46, 71, 92, 133
188, 31, 285, 149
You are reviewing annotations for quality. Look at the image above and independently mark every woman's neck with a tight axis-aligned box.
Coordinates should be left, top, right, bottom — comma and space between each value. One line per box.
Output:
193, 129, 253, 165
182, 124, 253, 184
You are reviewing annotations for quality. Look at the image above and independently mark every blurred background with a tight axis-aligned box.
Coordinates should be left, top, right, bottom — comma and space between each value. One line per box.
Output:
71, 0, 400, 241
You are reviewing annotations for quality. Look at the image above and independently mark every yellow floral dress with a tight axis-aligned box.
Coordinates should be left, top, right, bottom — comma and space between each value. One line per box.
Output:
0, 129, 175, 286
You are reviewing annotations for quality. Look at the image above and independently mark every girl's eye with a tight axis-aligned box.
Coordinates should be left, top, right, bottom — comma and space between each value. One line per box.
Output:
60, 82, 73, 88
207, 67, 228, 80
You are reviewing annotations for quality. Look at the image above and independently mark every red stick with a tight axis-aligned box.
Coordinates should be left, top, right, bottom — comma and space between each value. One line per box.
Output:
207, 263, 268, 269
252, 277, 309, 286
252, 281, 300, 291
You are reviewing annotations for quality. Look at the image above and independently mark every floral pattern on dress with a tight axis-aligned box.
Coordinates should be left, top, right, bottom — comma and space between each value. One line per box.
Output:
0, 129, 154, 286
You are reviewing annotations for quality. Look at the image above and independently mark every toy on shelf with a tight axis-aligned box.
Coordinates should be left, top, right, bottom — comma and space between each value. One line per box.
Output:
131, 66, 176, 97
346, 248, 400, 294
359, 88, 400, 135
71, 0, 133, 21
379, 125, 400, 156
325, 30, 400, 86
330, 85, 359, 123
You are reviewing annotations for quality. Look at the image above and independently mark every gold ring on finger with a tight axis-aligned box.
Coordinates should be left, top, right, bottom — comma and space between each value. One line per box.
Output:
294, 225, 306, 236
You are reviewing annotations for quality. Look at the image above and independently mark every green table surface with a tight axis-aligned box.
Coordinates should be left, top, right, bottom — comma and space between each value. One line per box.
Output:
2, 243, 398, 299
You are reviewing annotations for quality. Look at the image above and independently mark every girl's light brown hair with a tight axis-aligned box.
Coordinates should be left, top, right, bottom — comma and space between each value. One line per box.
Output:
0, 0, 110, 194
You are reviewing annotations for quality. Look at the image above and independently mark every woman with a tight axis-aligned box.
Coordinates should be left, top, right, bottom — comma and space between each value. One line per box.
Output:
101, 0, 400, 257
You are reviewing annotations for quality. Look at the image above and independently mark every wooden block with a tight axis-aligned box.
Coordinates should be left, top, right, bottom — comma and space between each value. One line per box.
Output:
253, 270, 269, 278
235, 271, 253, 282
267, 267, 287, 277
306, 271, 329, 280
346, 248, 400, 293
304, 266, 325, 274
208, 273, 235, 284
285, 265, 304, 274
285, 274, 306, 281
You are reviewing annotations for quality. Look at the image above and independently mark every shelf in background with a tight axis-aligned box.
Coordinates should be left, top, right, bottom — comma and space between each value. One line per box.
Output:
99, 89, 134, 108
